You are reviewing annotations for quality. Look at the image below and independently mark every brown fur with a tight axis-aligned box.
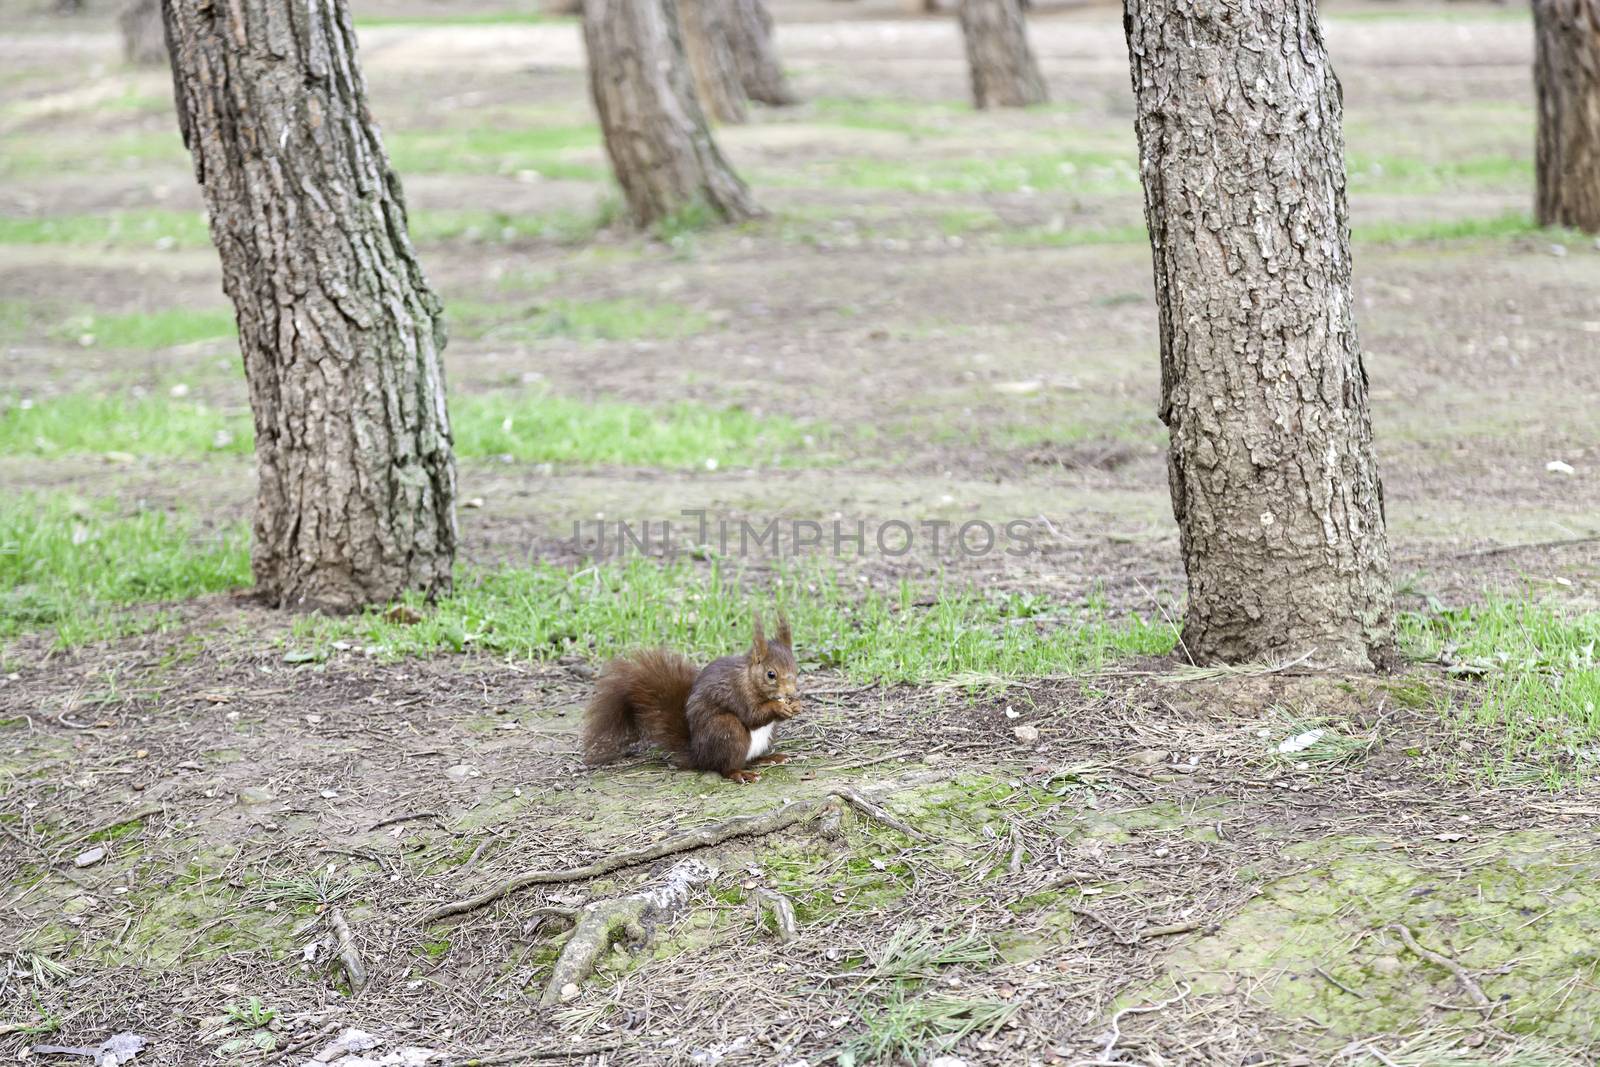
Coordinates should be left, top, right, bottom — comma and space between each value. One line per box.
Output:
581, 614, 802, 782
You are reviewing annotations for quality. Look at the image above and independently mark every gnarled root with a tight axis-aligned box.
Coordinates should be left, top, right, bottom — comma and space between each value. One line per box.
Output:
540, 859, 717, 1006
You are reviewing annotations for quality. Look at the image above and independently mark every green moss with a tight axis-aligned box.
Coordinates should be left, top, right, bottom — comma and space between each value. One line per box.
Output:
1136, 832, 1600, 1051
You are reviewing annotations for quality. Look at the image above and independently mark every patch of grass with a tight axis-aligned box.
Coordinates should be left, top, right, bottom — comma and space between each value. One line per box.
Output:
453, 389, 821, 468
287, 557, 1176, 684
1001, 222, 1147, 248
409, 205, 615, 245
0, 210, 211, 248
835, 922, 1015, 1065
0, 495, 249, 647
1348, 153, 1531, 194
0, 392, 252, 458
1351, 212, 1549, 245
55, 307, 236, 349
0, 130, 187, 176
2, 385, 823, 470
387, 125, 603, 180
223, 997, 277, 1029
449, 297, 708, 343
784, 150, 1140, 196
1400, 600, 1600, 785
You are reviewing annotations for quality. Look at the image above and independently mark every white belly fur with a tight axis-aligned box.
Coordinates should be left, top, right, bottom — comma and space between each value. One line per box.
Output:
746, 723, 774, 762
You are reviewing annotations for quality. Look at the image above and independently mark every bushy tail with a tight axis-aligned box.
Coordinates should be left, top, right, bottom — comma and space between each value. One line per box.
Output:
581, 649, 698, 765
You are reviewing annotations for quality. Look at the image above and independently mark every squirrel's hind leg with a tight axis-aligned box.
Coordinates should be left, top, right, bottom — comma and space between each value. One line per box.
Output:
721, 768, 761, 784
749, 753, 790, 766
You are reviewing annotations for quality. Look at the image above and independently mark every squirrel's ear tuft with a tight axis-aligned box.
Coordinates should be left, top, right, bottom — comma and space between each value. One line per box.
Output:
775, 611, 792, 649
752, 616, 768, 657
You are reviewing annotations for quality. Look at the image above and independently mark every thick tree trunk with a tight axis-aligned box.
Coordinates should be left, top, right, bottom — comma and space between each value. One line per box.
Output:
1124, 0, 1396, 670
584, 0, 761, 228
728, 0, 797, 106
161, 0, 456, 612
958, 0, 1047, 108
1533, 0, 1600, 232
119, 0, 166, 66
681, 0, 749, 124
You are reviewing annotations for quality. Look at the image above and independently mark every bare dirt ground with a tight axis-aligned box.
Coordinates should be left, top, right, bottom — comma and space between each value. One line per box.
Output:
3, 1, 1600, 1064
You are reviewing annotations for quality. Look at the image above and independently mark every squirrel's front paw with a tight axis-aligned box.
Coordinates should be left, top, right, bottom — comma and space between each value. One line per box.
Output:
722, 768, 761, 784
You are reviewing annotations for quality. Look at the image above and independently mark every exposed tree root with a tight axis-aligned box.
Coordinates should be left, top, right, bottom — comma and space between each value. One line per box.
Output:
422, 777, 942, 925
420, 798, 835, 924
1387, 923, 1492, 1016
329, 907, 367, 992
539, 860, 716, 1006
755, 888, 799, 941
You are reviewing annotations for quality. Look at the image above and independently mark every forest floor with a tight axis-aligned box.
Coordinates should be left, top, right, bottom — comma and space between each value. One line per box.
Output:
3, 0, 1600, 1064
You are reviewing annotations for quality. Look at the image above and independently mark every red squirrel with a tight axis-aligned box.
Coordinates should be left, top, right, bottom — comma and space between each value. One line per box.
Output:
581, 615, 801, 783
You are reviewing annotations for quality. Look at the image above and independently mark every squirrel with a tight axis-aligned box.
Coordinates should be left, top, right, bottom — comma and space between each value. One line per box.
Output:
581, 615, 801, 783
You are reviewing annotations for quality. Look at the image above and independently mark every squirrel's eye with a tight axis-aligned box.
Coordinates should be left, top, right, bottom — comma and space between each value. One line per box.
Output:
766, 670, 776, 680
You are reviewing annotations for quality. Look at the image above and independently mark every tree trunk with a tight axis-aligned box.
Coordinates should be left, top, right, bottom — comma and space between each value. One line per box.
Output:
1123, 0, 1396, 670
161, 0, 456, 612
728, 0, 797, 106
958, 0, 1047, 109
119, 0, 167, 66
1533, 0, 1600, 232
681, 0, 749, 124
584, 0, 761, 228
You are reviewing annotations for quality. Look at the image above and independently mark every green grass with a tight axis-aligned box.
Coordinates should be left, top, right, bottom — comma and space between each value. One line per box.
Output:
1, 385, 824, 469
55, 307, 237, 349
0, 206, 610, 250
449, 297, 707, 343
1400, 600, 1600, 786
1348, 153, 1532, 194
0, 130, 187, 177
784, 150, 1140, 196
0, 392, 252, 458
0, 496, 249, 646
284, 557, 1177, 684
0, 210, 211, 248
386, 125, 603, 180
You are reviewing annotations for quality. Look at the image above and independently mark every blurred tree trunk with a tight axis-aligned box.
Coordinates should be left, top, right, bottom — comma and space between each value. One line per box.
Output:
1124, 0, 1396, 669
681, 0, 749, 124
728, 0, 797, 106
1533, 0, 1600, 232
161, 0, 457, 612
119, 0, 167, 66
958, 0, 1046, 109
584, 0, 760, 227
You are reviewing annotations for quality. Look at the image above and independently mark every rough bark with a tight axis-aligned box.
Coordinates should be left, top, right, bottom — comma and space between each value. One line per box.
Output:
1534, 0, 1600, 232
727, 0, 797, 106
584, 0, 761, 228
1123, 0, 1396, 670
161, 0, 456, 611
119, 0, 167, 66
958, 0, 1047, 108
681, 0, 749, 124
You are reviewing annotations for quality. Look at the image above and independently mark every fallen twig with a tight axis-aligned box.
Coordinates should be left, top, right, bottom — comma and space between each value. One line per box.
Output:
329, 908, 367, 993
369, 811, 441, 832
59, 804, 164, 848
1069, 906, 1139, 947
445, 1043, 623, 1065
1387, 923, 1491, 1016
1138, 919, 1204, 939
1315, 965, 1367, 1000
540, 859, 715, 1006
1076, 982, 1191, 1067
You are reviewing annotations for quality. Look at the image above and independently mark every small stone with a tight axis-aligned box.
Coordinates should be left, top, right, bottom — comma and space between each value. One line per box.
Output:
1371, 954, 1403, 977
74, 846, 106, 868
559, 982, 581, 1002
1013, 725, 1040, 744
1128, 749, 1166, 767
